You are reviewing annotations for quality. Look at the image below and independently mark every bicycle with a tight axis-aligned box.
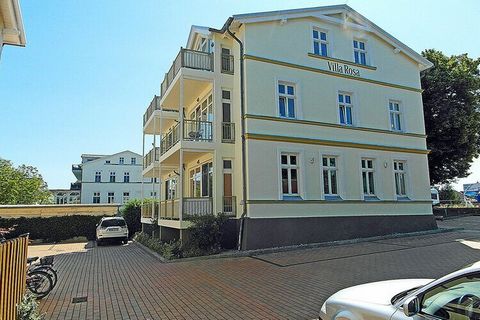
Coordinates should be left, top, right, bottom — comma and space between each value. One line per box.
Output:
28, 255, 57, 287
26, 256, 57, 299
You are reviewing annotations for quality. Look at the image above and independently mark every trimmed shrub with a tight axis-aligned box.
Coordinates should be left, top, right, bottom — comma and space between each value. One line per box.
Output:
121, 199, 142, 238
184, 213, 229, 255
134, 232, 183, 260
0, 215, 104, 242
17, 293, 45, 320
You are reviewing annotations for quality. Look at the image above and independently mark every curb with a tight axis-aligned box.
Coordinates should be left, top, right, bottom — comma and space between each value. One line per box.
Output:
134, 227, 460, 264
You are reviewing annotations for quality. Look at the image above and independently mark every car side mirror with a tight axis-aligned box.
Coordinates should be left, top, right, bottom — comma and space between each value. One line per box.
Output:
403, 296, 420, 317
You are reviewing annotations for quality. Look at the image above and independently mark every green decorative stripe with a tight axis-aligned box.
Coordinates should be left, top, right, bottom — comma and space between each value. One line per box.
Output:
245, 114, 427, 138
307, 53, 377, 70
245, 133, 430, 154
244, 54, 423, 93
246, 199, 433, 204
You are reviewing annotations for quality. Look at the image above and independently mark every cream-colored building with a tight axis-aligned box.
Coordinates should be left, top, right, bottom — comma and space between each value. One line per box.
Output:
0, 0, 25, 59
141, 5, 437, 249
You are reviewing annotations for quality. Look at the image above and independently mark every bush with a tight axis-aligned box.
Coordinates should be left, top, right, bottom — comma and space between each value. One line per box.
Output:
439, 184, 463, 204
121, 199, 142, 238
17, 293, 45, 320
0, 215, 104, 242
134, 232, 183, 260
185, 213, 229, 255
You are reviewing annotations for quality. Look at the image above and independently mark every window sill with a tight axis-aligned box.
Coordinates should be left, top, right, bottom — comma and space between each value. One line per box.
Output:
307, 53, 377, 71
364, 196, 380, 201
324, 195, 343, 201
282, 195, 303, 201
396, 196, 411, 201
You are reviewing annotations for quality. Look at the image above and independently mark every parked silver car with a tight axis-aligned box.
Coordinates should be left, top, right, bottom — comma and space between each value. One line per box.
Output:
96, 217, 128, 245
320, 261, 480, 320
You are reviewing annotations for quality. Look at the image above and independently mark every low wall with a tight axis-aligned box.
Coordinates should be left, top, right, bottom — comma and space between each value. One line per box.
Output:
433, 207, 480, 218
0, 204, 120, 218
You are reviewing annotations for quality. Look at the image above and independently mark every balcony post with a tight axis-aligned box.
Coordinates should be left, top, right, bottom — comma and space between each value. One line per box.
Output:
179, 149, 184, 224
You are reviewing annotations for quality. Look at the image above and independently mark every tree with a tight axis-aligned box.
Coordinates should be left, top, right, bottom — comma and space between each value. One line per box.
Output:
421, 49, 480, 184
438, 184, 462, 204
121, 199, 142, 237
0, 158, 52, 205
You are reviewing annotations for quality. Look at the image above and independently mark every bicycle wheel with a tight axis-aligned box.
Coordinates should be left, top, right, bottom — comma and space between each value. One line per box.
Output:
33, 265, 57, 288
27, 270, 53, 299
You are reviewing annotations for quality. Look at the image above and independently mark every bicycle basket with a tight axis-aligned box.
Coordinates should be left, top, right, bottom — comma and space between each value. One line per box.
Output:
40, 255, 54, 265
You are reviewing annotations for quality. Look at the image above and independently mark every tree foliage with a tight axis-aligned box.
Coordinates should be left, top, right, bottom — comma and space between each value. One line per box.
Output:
120, 199, 142, 237
0, 158, 52, 205
438, 184, 462, 204
421, 49, 480, 184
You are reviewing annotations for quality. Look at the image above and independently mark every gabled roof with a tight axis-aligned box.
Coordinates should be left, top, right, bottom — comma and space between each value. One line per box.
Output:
0, 0, 26, 47
79, 150, 141, 167
228, 4, 432, 71
186, 25, 210, 49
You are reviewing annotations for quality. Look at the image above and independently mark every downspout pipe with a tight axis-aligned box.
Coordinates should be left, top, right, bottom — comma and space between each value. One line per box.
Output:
210, 17, 248, 250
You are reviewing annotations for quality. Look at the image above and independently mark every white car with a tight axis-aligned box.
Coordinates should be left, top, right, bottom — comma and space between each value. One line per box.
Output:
320, 262, 480, 320
96, 217, 129, 245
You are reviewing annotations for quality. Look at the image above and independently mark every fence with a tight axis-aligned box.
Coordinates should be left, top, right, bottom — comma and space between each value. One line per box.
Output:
0, 234, 29, 320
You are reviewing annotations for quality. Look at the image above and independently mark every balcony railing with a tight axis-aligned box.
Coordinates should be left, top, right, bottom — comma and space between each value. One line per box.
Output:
160, 48, 214, 98
141, 203, 152, 219
183, 197, 213, 219
183, 120, 213, 141
221, 122, 235, 143
223, 196, 236, 217
143, 95, 160, 126
159, 199, 179, 220
143, 147, 159, 168
221, 54, 234, 74
160, 122, 180, 155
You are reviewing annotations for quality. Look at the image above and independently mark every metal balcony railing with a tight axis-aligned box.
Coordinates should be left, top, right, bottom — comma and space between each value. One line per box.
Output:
223, 196, 236, 217
143, 147, 160, 168
221, 122, 235, 143
183, 197, 213, 219
160, 48, 214, 98
183, 120, 213, 141
160, 123, 180, 155
221, 54, 234, 74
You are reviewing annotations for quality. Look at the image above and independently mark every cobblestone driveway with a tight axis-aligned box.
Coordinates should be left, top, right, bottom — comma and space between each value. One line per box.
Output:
40, 216, 480, 319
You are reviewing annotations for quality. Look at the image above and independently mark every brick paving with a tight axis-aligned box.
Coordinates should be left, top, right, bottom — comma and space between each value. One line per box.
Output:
39, 216, 480, 319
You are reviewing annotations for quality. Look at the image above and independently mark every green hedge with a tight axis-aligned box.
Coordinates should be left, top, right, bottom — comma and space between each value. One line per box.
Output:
0, 215, 105, 242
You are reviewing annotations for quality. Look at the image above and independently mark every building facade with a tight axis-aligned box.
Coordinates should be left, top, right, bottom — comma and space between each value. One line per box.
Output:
141, 5, 437, 249
49, 189, 81, 204
73, 151, 155, 205
0, 0, 26, 59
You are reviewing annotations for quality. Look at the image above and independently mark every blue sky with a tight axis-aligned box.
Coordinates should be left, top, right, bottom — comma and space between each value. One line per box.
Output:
1, 0, 479, 189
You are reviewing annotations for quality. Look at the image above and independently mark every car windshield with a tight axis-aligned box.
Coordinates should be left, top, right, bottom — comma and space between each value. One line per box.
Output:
391, 286, 423, 305
101, 219, 126, 227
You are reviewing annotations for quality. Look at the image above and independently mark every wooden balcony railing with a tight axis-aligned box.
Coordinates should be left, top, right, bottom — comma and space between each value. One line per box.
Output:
143, 95, 160, 126
143, 147, 159, 168
183, 197, 213, 219
159, 199, 179, 220
223, 196, 236, 217
160, 123, 180, 155
141, 203, 153, 219
221, 122, 235, 143
183, 120, 213, 141
221, 54, 234, 74
160, 48, 214, 98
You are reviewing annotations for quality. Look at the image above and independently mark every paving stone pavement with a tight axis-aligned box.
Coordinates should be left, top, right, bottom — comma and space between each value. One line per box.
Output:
39, 216, 480, 319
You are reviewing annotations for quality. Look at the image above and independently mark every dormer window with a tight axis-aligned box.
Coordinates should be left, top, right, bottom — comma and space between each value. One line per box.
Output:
313, 29, 328, 57
353, 40, 367, 65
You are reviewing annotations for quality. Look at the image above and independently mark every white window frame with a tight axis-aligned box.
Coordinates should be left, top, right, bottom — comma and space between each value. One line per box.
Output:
279, 152, 301, 197
122, 192, 130, 204
322, 156, 339, 196
338, 92, 354, 126
109, 171, 116, 183
131, 157, 136, 165
389, 100, 403, 132
277, 80, 297, 119
93, 192, 100, 204
119, 157, 124, 164
312, 27, 329, 57
94, 171, 101, 183
353, 38, 368, 65
107, 192, 115, 204
393, 160, 408, 198
361, 158, 376, 197
123, 172, 130, 183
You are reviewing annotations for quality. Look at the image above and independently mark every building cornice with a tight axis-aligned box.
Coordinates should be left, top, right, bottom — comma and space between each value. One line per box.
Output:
244, 114, 427, 138
244, 54, 423, 93
246, 199, 433, 204
245, 133, 430, 154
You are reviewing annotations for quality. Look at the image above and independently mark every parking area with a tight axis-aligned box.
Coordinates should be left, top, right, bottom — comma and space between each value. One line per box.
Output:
39, 216, 480, 320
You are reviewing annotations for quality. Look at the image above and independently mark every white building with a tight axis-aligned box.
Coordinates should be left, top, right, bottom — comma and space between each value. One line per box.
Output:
73, 151, 155, 204
0, 0, 26, 59
50, 189, 81, 204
